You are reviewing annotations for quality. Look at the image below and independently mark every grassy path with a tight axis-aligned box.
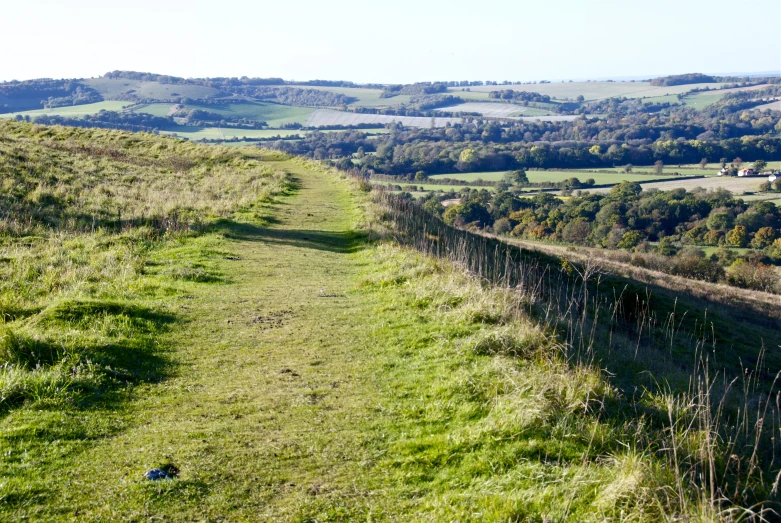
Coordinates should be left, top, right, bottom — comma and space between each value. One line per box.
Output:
7, 160, 629, 521
28, 161, 395, 520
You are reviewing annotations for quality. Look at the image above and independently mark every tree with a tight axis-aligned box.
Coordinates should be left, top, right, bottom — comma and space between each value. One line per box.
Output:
414, 171, 427, 181
576, 95, 585, 102
733, 157, 743, 168
754, 159, 767, 172
726, 225, 748, 247
657, 236, 677, 255
623, 164, 633, 173
699, 158, 708, 169
750, 227, 775, 249
504, 170, 529, 186
707, 210, 733, 231
589, 145, 602, 155
493, 218, 511, 235
562, 221, 591, 243
653, 160, 664, 175
618, 230, 642, 250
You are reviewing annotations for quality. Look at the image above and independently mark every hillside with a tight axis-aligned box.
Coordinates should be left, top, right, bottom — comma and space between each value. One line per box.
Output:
1, 121, 780, 520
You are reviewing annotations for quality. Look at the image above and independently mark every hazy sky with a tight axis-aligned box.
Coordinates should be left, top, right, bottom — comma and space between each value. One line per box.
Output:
3, 0, 779, 83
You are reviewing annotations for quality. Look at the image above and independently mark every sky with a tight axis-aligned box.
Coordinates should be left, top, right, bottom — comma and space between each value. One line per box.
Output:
2, 0, 780, 84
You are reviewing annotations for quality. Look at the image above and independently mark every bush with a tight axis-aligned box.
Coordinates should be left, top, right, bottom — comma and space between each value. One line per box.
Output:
493, 218, 512, 235
726, 260, 780, 292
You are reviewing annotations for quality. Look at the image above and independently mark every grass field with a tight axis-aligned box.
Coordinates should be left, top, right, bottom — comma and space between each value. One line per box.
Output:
182, 102, 314, 126
583, 175, 767, 195
681, 84, 771, 109
576, 166, 719, 175
82, 78, 222, 100
430, 170, 681, 184
0, 101, 131, 119
133, 102, 177, 117
449, 81, 727, 101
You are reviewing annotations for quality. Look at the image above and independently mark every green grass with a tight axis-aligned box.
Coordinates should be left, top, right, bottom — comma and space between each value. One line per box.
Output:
641, 94, 681, 105
575, 166, 718, 175
0, 101, 131, 119
681, 90, 725, 108
430, 170, 680, 184
133, 102, 176, 117
182, 102, 313, 126
2, 125, 779, 519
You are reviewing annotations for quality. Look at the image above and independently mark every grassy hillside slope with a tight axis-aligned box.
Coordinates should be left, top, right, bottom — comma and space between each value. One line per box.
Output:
1, 121, 779, 520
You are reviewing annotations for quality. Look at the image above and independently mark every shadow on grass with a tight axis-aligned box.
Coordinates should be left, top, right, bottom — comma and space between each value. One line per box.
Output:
212, 219, 365, 254
1, 299, 177, 413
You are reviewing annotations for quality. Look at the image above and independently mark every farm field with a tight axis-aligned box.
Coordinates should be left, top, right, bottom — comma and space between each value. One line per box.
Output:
576, 166, 719, 175
681, 84, 771, 109
81, 77, 222, 100
305, 108, 464, 128
449, 81, 727, 101
376, 182, 496, 192
430, 170, 681, 184
183, 102, 314, 126
161, 127, 305, 140
162, 127, 390, 141
641, 94, 680, 105
0, 100, 130, 119
583, 175, 767, 194
755, 99, 781, 111
738, 194, 781, 204
583, 160, 781, 175
133, 103, 177, 117
434, 102, 530, 117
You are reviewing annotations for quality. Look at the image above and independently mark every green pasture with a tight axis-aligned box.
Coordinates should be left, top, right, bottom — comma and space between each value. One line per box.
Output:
575, 166, 718, 175
0, 101, 131, 119
182, 102, 313, 126
681, 91, 725, 108
134, 103, 176, 117
641, 94, 681, 105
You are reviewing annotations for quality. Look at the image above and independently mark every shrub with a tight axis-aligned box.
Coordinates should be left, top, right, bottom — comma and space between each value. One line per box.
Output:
493, 218, 512, 235
726, 260, 780, 292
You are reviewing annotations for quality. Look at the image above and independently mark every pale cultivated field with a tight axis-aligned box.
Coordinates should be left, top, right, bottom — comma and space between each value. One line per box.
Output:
583, 175, 767, 195
448, 81, 727, 101
305, 109, 578, 127
435, 102, 526, 117
305, 109, 465, 128
755, 99, 781, 111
